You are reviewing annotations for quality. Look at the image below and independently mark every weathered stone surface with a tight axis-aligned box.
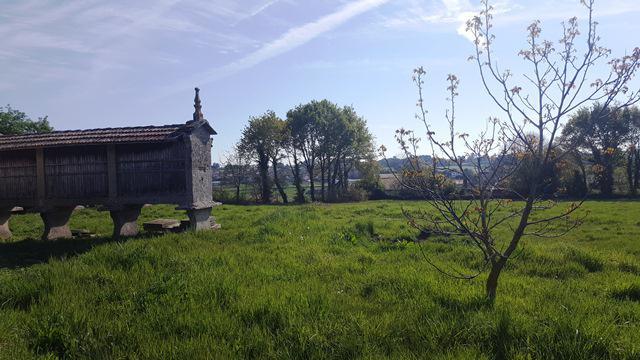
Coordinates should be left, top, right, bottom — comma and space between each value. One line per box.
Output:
182, 118, 215, 211
186, 208, 213, 231
41, 207, 75, 240
0, 208, 12, 240
143, 219, 181, 233
110, 205, 142, 239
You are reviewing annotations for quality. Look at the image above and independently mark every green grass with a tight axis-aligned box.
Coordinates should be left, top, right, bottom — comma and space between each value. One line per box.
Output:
1, 200, 640, 359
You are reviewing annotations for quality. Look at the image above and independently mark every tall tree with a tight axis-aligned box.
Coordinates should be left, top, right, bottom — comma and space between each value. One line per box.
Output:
283, 122, 306, 203
239, 111, 287, 204
269, 119, 289, 204
384, 0, 640, 302
562, 104, 639, 195
0, 105, 52, 135
287, 100, 332, 202
288, 100, 375, 202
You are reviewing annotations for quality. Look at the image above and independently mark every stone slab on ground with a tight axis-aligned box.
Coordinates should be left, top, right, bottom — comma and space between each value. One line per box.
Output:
143, 219, 182, 233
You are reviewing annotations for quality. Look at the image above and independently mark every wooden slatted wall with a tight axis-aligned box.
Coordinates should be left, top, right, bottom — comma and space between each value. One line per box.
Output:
44, 146, 109, 198
116, 142, 186, 196
0, 150, 37, 200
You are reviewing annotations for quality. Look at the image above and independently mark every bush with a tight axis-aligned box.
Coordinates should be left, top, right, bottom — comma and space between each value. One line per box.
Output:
561, 169, 589, 197
353, 179, 387, 200
342, 186, 370, 202
396, 170, 456, 200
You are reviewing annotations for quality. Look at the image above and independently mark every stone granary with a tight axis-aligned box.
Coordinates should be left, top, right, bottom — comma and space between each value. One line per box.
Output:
0, 88, 217, 240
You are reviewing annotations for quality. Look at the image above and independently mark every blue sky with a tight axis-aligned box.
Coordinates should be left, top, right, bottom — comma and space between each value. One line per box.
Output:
2, 0, 640, 162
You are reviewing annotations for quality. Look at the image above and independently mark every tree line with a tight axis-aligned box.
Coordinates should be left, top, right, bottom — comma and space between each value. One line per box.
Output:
222, 100, 378, 204
220, 100, 640, 204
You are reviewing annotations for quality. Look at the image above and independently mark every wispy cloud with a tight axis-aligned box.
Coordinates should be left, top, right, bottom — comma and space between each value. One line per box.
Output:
170, 0, 391, 91
383, 0, 640, 43
234, 0, 291, 24
382, 0, 515, 43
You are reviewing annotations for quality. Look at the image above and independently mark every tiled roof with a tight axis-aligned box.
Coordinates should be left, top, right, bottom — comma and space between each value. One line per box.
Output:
0, 122, 210, 151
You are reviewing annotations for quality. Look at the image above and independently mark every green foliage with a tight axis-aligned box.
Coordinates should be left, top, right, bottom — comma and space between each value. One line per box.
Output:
287, 100, 376, 202
563, 104, 640, 195
0, 201, 639, 358
351, 178, 386, 201
562, 169, 589, 197
0, 105, 52, 135
509, 151, 561, 197
398, 169, 457, 199
239, 111, 286, 203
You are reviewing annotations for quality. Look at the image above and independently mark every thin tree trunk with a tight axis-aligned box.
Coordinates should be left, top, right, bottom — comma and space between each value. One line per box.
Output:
291, 152, 305, 203
327, 156, 333, 201
577, 154, 588, 192
635, 152, 640, 191
272, 158, 288, 204
627, 151, 635, 195
307, 164, 316, 202
603, 161, 614, 196
320, 159, 326, 202
258, 151, 271, 204
331, 156, 341, 200
342, 155, 350, 193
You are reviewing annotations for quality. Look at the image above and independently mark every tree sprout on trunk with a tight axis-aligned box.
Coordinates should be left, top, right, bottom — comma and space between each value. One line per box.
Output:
382, 0, 640, 302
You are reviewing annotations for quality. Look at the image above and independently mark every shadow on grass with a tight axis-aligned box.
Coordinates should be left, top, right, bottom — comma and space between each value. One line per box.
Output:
0, 235, 152, 269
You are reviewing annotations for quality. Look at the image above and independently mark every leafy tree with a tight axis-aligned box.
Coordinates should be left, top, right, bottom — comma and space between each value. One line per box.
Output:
239, 111, 288, 204
509, 137, 562, 198
287, 100, 332, 202
282, 123, 306, 203
333, 106, 376, 201
384, 0, 640, 302
268, 118, 290, 204
287, 100, 375, 202
0, 105, 52, 135
562, 104, 639, 195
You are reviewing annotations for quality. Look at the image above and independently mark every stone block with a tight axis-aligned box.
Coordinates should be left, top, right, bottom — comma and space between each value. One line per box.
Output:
0, 208, 12, 240
41, 207, 75, 240
110, 205, 143, 239
186, 208, 213, 231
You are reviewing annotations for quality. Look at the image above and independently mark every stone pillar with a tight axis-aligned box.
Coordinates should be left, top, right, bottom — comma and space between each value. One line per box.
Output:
186, 207, 213, 231
109, 205, 143, 239
0, 208, 12, 240
40, 207, 75, 240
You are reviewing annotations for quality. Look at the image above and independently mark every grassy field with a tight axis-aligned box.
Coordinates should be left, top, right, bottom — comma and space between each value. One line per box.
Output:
1, 200, 639, 359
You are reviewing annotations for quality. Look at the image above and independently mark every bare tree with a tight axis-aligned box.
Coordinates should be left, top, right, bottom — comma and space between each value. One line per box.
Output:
382, 0, 640, 302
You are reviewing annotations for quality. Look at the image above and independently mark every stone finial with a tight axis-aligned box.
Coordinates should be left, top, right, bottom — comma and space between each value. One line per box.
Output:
193, 87, 204, 121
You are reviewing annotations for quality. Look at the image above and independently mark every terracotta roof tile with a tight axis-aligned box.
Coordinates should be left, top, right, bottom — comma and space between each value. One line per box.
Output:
0, 125, 184, 151
0, 121, 216, 151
